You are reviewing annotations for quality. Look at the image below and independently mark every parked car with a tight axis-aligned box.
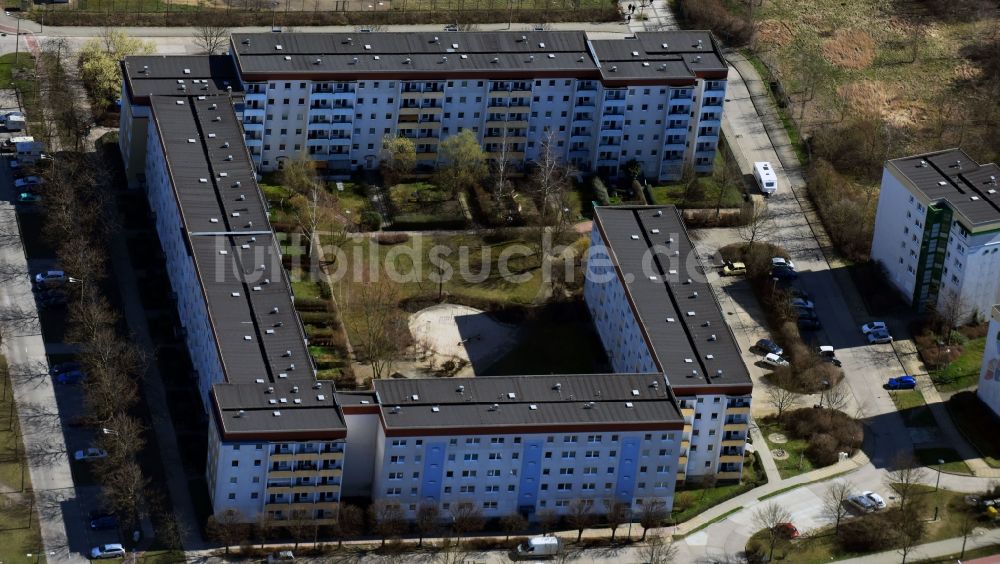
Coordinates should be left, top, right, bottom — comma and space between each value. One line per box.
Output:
885, 376, 917, 390
818, 346, 842, 367
90, 544, 126, 559
863, 491, 886, 510
55, 370, 85, 384
772, 257, 796, 270
34, 270, 66, 286
8, 158, 20, 169
867, 329, 894, 344
90, 513, 118, 530
762, 353, 790, 368
790, 297, 815, 309
722, 261, 747, 276
14, 175, 43, 189
795, 307, 818, 320
798, 318, 822, 331
267, 551, 295, 563
74, 447, 108, 461
49, 361, 81, 376
790, 288, 811, 300
848, 494, 878, 513
771, 266, 798, 280
861, 321, 888, 335
752, 339, 783, 356
774, 522, 800, 539
16, 192, 39, 203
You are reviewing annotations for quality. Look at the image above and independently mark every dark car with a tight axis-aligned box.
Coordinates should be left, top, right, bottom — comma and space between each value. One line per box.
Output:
798, 318, 822, 331
49, 362, 81, 376
753, 339, 783, 356
795, 307, 819, 320
55, 370, 85, 385
775, 522, 800, 539
885, 376, 917, 390
771, 266, 798, 280
90, 514, 118, 530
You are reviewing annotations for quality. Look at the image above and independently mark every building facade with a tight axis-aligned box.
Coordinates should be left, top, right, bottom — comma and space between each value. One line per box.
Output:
871, 149, 1000, 322
977, 306, 1000, 419
120, 34, 748, 526
121, 31, 727, 186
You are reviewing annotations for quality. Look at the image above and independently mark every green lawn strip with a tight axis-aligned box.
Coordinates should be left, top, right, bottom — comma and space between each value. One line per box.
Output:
674, 506, 743, 539
291, 279, 322, 300
915, 447, 973, 476
0, 53, 45, 145
890, 389, 936, 428
649, 152, 742, 208
757, 419, 816, 479
671, 459, 764, 524
747, 485, 973, 563
0, 356, 44, 564
932, 336, 985, 392
739, 50, 809, 164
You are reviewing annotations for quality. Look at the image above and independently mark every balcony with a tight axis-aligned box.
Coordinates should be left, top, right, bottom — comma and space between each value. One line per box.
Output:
675, 472, 686, 481
719, 455, 744, 464
399, 107, 421, 116
680, 440, 690, 451
726, 406, 751, 416
723, 422, 748, 432
265, 502, 339, 513
680, 407, 694, 418
721, 438, 745, 447
677, 455, 688, 466
717, 471, 741, 480
416, 151, 437, 160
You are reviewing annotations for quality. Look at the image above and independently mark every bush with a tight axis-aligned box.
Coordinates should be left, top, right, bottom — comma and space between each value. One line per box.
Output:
677, 0, 753, 45
805, 432, 841, 466
373, 232, 411, 245
783, 407, 863, 467
806, 158, 876, 262
360, 210, 382, 231
592, 177, 611, 206
837, 512, 900, 552
631, 179, 648, 205
299, 311, 336, 327
294, 298, 330, 312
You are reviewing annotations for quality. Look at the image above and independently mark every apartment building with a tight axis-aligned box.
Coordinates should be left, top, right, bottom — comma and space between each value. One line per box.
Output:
585, 206, 752, 483
977, 305, 1000, 418
121, 43, 749, 525
120, 30, 726, 185
871, 149, 1000, 321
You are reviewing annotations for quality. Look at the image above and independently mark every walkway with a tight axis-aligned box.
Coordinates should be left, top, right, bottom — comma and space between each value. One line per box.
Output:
838, 527, 1000, 564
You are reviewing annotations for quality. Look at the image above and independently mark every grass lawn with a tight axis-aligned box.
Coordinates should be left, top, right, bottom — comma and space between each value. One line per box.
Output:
890, 389, 936, 428
0, 53, 46, 146
758, 418, 816, 479
0, 52, 33, 85
388, 182, 466, 228
746, 485, 977, 563
672, 456, 765, 524
945, 392, 1000, 468
932, 335, 985, 392
0, 357, 44, 564
649, 151, 742, 209
915, 447, 972, 475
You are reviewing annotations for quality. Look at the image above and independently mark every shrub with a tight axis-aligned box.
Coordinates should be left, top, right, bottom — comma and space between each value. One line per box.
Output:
806, 158, 876, 261
677, 0, 753, 45
592, 177, 611, 206
837, 512, 899, 552
360, 210, 382, 231
632, 179, 648, 205
294, 298, 330, 312
805, 432, 841, 466
373, 232, 411, 245
299, 311, 335, 327
783, 407, 863, 467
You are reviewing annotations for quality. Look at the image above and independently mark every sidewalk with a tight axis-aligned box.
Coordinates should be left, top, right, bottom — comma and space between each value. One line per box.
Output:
837, 527, 1000, 564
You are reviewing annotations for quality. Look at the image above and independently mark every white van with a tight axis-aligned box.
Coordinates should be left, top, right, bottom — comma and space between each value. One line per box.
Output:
754, 161, 777, 196
516, 535, 561, 558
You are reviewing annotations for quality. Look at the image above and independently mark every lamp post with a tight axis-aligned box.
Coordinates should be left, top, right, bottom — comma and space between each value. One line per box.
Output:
818, 379, 830, 408
270, 1, 279, 31
935, 459, 944, 491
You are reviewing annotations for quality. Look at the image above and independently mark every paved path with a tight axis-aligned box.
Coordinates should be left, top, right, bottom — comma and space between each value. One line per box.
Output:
838, 527, 1000, 564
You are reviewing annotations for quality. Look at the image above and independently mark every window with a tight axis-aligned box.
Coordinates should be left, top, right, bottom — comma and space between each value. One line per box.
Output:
462, 470, 477, 477
228, 493, 236, 500
460, 485, 476, 493
559, 468, 574, 475
464, 453, 479, 461
557, 483, 573, 491
390, 456, 405, 464
485, 485, 500, 493
489, 453, 502, 460
487, 469, 501, 477
229, 477, 237, 484
491, 437, 505, 444
231, 460, 239, 467
386, 487, 402, 496
483, 501, 498, 509
391, 439, 407, 447
561, 451, 576, 459
466, 438, 481, 445
388, 472, 403, 480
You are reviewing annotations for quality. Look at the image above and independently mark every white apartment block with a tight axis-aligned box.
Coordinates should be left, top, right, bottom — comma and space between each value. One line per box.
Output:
120, 30, 727, 187
977, 305, 1000, 419
584, 207, 752, 483
871, 149, 1000, 322
120, 36, 748, 526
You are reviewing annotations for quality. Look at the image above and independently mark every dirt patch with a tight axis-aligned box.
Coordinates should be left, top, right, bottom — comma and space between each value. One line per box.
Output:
822, 29, 876, 69
755, 19, 794, 48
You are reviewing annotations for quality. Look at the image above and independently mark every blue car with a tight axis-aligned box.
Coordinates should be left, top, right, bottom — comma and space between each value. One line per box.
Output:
753, 339, 783, 356
90, 514, 118, 531
55, 370, 85, 385
771, 266, 798, 280
885, 376, 917, 390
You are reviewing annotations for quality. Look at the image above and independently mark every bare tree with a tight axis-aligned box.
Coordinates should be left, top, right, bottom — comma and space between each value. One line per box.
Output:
531, 131, 572, 229
821, 380, 851, 412
764, 380, 801, 418
370, 501, 406, 547
194, 24, 231, 55
639, 499, 668, 541
67, 294, 118, 345
100, 458, 149, 530
452, 502, 486, 545
284, 508, 313, 549
348, 277, 407, 379
823, 480, 853, 533
886, 455, 928, 513
207, 509, 246, 554
490, 126, 514, 224
639, 532, 678, 564
931, 290, 976, 340
566, 498, 596, 542
500, 513, 528, 542
96, 412, 146, 465
255, 511, 276, 549
416, 501, 441, 547
334, 504, 365, 548
604, 499, 630, 542
753, 502, 792, 562
958, 508, 977, 559
898, 512, 925, 564
537, 509, 559, 534
737, 200, 774, 260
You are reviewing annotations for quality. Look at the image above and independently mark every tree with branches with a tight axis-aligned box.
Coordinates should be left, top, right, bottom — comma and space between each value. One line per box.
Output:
194, 24, 231, 55
370, 501, 406, 547
604, 499, 630, 542
639, 532, 678, 564
738, 200, 774, 261
639, 499, 668, 541
334, 504, 365, 548
207, 509, 246, 554
347, 277, 407, 379
886, 455, 928, 513
764, 379, 801, 418
416, 501, 440, 547
436, 129, 488, 198
531, 131, 572, 229
823, 479, 853, 533
500, 513, 528, 542
452, 502, 486, 545
381, 134, 416, 186
753, 502, 792, 562
567, 498, 596, 542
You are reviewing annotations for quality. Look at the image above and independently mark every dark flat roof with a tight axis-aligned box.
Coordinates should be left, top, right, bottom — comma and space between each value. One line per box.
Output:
123, 55, 242, 101
889, 149, 1000, 228
592, 206, 751, 389
374, 373, 682, 430
230, 31, 724, 82
215, 381, 345, 438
